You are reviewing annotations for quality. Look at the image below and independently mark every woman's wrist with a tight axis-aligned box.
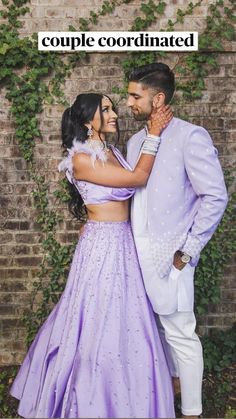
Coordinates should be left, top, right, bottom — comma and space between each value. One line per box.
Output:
148, 128, 161, 137
146, 132, 161, 140
141, 135, 161, 156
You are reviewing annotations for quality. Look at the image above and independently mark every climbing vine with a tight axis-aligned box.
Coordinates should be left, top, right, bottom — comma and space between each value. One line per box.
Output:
0, 0, 235, 346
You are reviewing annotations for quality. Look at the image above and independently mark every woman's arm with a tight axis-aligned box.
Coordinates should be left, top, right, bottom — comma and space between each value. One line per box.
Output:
73, 152, 154, 188
73, 105, 172, 188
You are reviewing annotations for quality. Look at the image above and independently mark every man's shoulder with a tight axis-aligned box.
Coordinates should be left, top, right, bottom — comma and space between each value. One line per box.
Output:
172, 117, 209, 136
171, 118, 213, 154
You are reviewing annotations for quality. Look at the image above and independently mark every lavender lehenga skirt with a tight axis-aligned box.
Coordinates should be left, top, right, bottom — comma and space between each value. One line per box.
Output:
11, 220, 175, 418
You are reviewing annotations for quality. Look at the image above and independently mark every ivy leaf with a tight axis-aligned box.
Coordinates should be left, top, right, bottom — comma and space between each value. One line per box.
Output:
0, 43, 10, 54
68, 25, 76, 32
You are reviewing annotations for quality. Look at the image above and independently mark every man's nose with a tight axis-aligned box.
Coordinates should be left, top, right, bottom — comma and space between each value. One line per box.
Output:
126, 96, 134, 107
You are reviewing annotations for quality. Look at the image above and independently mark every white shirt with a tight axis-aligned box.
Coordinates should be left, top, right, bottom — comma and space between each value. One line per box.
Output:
131, 186, 195, 315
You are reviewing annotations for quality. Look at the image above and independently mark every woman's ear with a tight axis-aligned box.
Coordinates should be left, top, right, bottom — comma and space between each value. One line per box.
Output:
153, 92, 166, 108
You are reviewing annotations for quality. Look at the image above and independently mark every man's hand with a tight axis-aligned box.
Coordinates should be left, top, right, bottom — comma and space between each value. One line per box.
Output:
173, 250, 187, 271
147, 104, 173, 137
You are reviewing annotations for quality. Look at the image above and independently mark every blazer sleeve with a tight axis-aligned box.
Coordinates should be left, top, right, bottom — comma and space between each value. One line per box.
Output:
126, 138, 133, 166
180, 127, 228, 265
126, 136, 140, 169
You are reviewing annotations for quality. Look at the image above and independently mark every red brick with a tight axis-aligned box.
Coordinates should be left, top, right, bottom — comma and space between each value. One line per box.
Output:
0, 233, 14, 244
0, 280, 27, 292
56, 233, 79, 243
207, 316, 223, 327
0, 269, 29, 279
15, 232, 43, 244
14, 256, 42, 267
4, 221, 31, 230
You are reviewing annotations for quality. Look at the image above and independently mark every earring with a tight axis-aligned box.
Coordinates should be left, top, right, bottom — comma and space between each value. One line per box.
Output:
87, 126, 93, 139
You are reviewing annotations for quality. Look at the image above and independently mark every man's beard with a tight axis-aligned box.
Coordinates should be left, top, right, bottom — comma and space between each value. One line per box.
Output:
133, 111, 150, 121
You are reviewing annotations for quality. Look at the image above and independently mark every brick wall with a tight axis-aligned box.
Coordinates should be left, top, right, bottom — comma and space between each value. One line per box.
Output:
0, 0, 235, 365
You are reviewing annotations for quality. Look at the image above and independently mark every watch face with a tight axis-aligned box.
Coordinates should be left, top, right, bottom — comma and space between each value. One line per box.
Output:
181, 254, 191, 263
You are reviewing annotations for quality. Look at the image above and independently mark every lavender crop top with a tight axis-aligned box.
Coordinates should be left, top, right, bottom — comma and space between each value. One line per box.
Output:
58, 139, 135, 205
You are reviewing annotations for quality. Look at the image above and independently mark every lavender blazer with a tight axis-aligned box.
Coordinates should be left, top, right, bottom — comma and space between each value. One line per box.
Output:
127, 117, 228, 278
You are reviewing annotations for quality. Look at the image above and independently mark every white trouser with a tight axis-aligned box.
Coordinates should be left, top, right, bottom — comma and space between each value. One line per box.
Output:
156, 311, 203, 416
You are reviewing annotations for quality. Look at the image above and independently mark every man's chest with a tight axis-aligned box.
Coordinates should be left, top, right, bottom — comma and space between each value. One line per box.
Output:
130, 138, 186, 181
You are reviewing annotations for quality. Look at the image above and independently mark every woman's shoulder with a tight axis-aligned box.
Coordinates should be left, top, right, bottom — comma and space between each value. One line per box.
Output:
68, 138, 108, 163
58, 138, 108, 175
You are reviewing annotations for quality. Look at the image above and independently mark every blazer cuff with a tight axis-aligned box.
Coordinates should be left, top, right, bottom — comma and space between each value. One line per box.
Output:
180, 235, 202, 265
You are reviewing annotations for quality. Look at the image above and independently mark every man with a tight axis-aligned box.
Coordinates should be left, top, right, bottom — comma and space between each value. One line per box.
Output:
126, 62, 228, 418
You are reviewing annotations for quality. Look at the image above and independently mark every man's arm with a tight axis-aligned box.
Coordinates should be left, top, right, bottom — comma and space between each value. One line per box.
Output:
177, 127, 228, 267
126, 136, 134, 167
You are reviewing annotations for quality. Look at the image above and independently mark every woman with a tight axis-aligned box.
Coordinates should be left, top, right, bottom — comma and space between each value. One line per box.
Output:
10, 93, 175, 418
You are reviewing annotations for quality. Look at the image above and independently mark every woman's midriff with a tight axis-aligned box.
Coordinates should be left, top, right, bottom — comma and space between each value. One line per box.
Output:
86, 199, 130, 222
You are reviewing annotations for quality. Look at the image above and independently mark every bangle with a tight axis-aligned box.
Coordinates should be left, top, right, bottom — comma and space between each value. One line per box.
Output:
146, 133, 161, 140
141, 136, 161, 156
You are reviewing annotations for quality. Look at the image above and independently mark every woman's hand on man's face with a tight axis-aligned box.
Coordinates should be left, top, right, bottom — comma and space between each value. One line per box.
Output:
147, 105, 173, 136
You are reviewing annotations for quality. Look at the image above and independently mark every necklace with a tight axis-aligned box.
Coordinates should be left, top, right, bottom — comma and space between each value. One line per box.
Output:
87, 139, 110, 152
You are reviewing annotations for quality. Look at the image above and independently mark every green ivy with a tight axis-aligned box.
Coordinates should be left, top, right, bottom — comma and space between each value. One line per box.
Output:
202, 324, 236, 373
201, 324, 236, 417
77, 0, 133, 32
0, 367, 19, 418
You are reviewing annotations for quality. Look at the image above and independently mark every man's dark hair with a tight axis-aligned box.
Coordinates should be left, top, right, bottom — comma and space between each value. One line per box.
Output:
128, 63, 175, 104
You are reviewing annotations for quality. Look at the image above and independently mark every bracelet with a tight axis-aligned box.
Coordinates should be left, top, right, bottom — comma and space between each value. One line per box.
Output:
146, 133, 161, 140
141, 136, 161, 156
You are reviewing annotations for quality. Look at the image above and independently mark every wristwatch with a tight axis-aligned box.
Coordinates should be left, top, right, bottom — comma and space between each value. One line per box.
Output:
179, 251, 191, 264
